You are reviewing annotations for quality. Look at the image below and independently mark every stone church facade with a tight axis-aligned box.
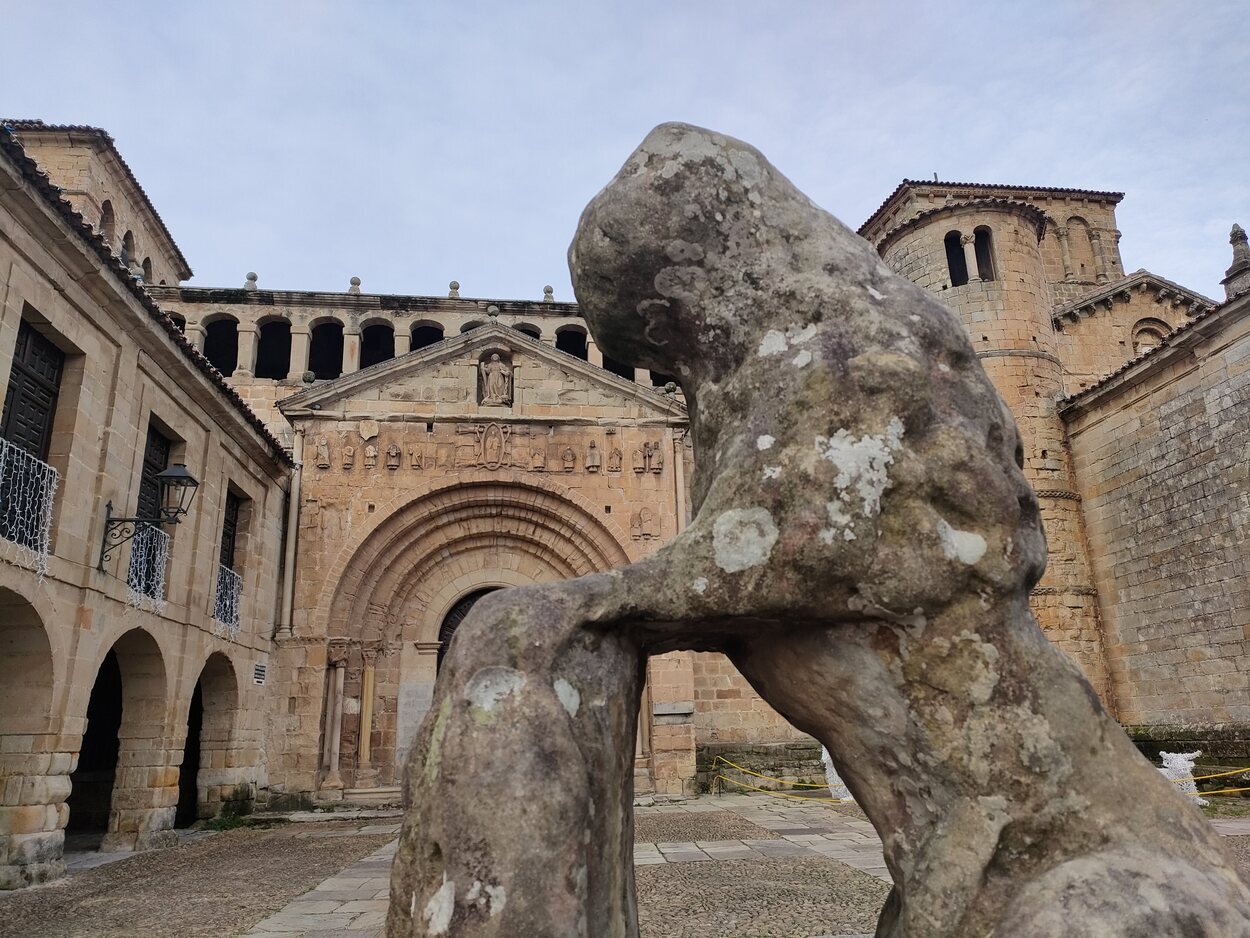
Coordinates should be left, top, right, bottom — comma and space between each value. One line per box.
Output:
3, 119, 1250, 888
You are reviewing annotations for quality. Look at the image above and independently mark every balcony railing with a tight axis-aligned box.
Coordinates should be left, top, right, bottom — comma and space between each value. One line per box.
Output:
126, 523, 170, 613
0, 436, 59, 578
213, 564, 242, 639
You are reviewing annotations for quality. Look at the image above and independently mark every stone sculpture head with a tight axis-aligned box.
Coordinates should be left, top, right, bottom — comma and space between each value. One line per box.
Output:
570, 122, 884, 386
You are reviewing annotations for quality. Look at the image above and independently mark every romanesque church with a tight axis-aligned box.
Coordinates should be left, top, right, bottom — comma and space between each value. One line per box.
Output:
2, 117, 1249, 889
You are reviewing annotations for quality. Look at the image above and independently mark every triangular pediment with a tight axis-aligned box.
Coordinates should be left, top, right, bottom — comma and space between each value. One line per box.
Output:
278, 322, 687, 423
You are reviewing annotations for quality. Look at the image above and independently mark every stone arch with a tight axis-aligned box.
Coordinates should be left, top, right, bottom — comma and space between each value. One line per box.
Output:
1131, 317, 1171, 354
0, 587, 64, 888
555, 323, 589, 359
98, 200, 116, 245
202, 313, 240, 376
360, 320, 396, 368
176, 652, 243, 824
66, 627, 174, 852
511, 321, 543, 341
317, 477, 632, 785
1066, 216, 1097, 281
308, 316, 345, 380
410, 319, 445, 351
255, 315, 292, 379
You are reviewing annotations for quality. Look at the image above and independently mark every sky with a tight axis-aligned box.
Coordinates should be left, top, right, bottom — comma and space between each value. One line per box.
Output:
4, 1, 1248, 301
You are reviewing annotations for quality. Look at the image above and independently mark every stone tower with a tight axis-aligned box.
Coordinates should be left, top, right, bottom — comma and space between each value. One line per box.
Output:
865, 191, 1112, 703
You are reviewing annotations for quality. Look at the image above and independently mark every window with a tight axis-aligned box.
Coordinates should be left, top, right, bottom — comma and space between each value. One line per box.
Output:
141, 257, 153, 283
973, 227, 996, 281
411, 323, 444, 350
651, 371, 678, 389
98, 200, 116, 245
0, 319, 64, 559
944, 230, 969, 287
360, 323, 395, 368
513, 323, 542, 340
168, 313, 186, 333
204, 319, 239, 376
308, 322, 344, 380
555, 328, 588, 360
128, 423, 172, 602
121, 231, 136, 266
459, 321, 484, 334
255, 320, 292, 379
213, 490, 244, 636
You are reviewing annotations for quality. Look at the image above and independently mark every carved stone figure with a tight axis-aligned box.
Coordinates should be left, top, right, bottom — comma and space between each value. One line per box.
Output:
631, 444, 646, 473
629, 507, 658, 540
388, 123, 1250, 937
475, 423, 510, 470
530, 447, 546, 472
359, 419, 380, 441
480, 353, 512, 405
408, 444, 423, 470
386, 442, 401, 470
364, 444, 377, 470
607, 446, 623, 472
561, 446, 575, 472
341, 445, 354, 470
585, 440, 601, 472
315, 435, 330, 469
648, 441, 663, 474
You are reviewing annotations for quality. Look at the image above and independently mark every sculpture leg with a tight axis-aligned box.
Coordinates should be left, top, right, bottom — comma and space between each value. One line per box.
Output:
387, 580, 644, 938
730, 596, 1250, 937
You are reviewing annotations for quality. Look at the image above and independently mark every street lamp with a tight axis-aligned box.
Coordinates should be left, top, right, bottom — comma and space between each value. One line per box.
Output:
98, 463, 200, 569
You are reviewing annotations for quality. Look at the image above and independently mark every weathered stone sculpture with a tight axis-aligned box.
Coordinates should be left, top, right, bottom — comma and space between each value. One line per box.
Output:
388, 123, 1250, 937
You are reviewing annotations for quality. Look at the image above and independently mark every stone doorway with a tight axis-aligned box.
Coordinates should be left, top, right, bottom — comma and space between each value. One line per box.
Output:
178, 652, 243, 823
436, 587, 499, 672
65, 650, 121, 848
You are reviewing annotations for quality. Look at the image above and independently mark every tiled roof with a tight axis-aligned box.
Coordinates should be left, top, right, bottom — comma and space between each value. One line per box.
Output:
0, 124, 291, 465
860, 179, 1125, 237
2, 119, 193, 279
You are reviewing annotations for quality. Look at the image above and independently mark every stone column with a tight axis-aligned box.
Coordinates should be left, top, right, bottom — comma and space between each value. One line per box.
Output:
320, 642, 348, 799
1090, 229, 1110, 283
0, 749, 72, 889
1055, 226, 1075, 281
961, 232, 981, 282
355, 645, 380, 787
186, 321, 206, 353
637, 368, 652, 386
342, 330, 361, 374
289, 327, 311, 378
586, 338, 604, 367
394, 331, 411, 356
234, 326, 258, 378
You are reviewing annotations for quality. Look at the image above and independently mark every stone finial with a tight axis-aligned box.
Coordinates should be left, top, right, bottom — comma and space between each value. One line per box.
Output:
1223, 223, 1250, 301
448, 280, 460, 298
543, 285, 554, 303
348, 276, 362, 294
487, 304, 500, 318
244, 272, 258, 291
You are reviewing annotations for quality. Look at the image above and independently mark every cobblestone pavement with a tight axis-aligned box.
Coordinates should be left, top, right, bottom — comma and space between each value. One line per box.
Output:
11, 798, 1250, 937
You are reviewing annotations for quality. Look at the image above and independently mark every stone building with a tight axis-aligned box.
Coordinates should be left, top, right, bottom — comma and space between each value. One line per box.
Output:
4, 120, 1250, 888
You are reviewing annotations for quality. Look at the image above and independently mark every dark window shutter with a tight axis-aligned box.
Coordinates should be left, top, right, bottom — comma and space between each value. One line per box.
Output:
137, 424, 171, 518
220, 491, 241, 569
1, 319, 65, 460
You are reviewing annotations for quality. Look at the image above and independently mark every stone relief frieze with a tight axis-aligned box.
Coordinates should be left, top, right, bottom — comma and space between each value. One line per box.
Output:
386, 442, 401, 470
474, 423, 512, 470
561, 446, 576, 472
364, 444, 378, 470
315, 435, 331, 469
586, 440, 601, 472
629, 506, 660, 540
342, 444, 355, 470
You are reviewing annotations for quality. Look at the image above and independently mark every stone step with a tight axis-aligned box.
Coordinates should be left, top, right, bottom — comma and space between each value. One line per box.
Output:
633, 767, 654, 795
342, 786, 403, 804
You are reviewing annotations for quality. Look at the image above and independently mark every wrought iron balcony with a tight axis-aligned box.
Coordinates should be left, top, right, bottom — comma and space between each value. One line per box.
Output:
213, 564, 242, 638
0, 435, 59, 577
126, 523, 170, 612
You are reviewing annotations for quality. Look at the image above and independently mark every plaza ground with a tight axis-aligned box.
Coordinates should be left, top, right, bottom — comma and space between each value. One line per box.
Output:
3, 794, 1250, 938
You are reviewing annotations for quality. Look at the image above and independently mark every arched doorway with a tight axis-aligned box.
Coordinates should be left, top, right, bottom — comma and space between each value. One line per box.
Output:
176, 653, 240, 826
66, 629, 172, 852
436, 588, 498, 672
0, 586, 63, 888
321, 480, 633, 790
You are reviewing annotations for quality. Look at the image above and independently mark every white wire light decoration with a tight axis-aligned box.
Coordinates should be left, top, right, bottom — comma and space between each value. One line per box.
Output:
126, 523, 170, 613
0, 436, 60, 579
212, 564, 242, 639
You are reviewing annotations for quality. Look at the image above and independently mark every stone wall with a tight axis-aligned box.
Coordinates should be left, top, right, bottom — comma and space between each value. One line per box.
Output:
1064, 295, 1250, 730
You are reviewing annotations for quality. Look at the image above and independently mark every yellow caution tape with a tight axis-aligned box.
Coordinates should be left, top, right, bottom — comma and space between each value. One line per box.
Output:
1172, 765, 1250, 783
710, 755, 830, 789
714, 774, 855, 804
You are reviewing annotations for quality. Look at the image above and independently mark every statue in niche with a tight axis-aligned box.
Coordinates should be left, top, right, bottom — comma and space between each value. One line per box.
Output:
632, 444, 647, 473
408, 444, 423, 470
388, 123, 1250, 938
386, 442, 401, 470
530, 447, 546, 471
342, 445, 355, 470
479, 352, 513, 405
649, 441, 664, 473
476, 423, 510, 470
562, 446, 576, 471
315, 435, 330, 469
364, 444, 378, 469
586, 440, 602, 472
607, 446, 623, 472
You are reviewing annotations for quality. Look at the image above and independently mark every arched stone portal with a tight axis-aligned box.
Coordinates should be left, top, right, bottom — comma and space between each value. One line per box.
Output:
318, 478, 632, 791
437, 588, 498, 672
